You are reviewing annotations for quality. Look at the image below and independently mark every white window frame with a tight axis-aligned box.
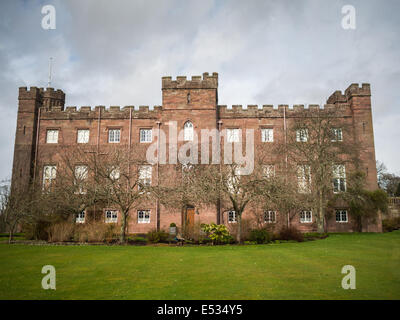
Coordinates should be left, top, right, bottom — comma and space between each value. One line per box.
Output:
183, 121, 194, 141
228, 210, 237, 223
139, 165, 152, 190
263, 165, 275, 179
296, 128, 308, 142
261, 128, 274, 142
297, 165, 311, 193
335, 209, 348, 223
226, 128, 240, 143
140, 128, 152, 143
77, 129, 90, 144
264, 210, 276, 223
333, 164, 346, 193
300, 210, 312, 223
105, 210, 118, 223
46, 129, 59, 144
137, 210, 151, 224
76, 210, 85, 224
43, 165, 57, 189
331, 128, 343, 142
108, 129, 121, 143
74, 165, 88, 194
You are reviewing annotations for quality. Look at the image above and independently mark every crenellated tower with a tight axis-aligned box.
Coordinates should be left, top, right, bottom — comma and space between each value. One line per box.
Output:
11, 87, 65, 192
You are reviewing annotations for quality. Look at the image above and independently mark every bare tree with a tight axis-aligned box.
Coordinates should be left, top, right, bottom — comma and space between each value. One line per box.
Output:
283, 108, 356, 233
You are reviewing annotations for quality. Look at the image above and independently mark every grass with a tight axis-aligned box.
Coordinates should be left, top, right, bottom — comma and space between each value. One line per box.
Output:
0, 231, 399, 299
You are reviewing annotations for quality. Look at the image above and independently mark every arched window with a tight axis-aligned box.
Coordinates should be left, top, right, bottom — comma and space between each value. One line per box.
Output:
187, 92, 191, 104
183, 121, 193, 141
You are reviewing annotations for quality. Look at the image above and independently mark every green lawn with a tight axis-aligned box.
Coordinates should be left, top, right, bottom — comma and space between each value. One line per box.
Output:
0, 231, 399, 300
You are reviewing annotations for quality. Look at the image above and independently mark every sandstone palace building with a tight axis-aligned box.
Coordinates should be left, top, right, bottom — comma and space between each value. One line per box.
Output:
11, 72, 381, 234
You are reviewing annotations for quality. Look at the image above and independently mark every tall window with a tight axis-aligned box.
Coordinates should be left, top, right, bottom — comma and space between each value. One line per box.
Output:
46, 129, 59, 143
296, 128, 308, 142
228, 210, 237, 223
333, 164, 346, 193
264, 210, 276, 223
261, 128, 273, 142
139, 165, 152, 189
76, 211, 85, 224
43, 165, 56, 189
335, 210, 348, 223
297, 165, 311, 193
140, 129, 152, 143
183, 121, 193, 141
138, 210, 150, 223
77, 129, 89, 143
300, 210, 312, 223
74, 165, 88, 194
263, 165, 275, 179
227, 128, 240, 143
105, 210, 118, 223
108, 129, 120, 143
331, 128, 343, 142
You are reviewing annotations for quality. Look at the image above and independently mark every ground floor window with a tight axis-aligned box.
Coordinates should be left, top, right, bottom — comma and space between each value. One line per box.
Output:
228, 210, 237, 223
264, 210, 276, 223
300, 210, 312, 223
336, 209, 348, 223
76, 210, 85, 223
138, 210, 150, 223
105, 210, 118, 223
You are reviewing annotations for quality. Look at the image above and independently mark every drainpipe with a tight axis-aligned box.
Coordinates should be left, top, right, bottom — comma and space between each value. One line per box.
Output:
283, 106, 289, 228
33, 107, 41, 184
156, 121, 161, 231
217, 120, 223, 224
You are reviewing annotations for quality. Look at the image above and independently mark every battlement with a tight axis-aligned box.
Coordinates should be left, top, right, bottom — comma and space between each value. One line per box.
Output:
162, 72, 218, 89
327, 83, 370, 104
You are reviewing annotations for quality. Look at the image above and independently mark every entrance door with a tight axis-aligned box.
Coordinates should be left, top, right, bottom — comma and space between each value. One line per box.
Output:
185, 207, 195, 236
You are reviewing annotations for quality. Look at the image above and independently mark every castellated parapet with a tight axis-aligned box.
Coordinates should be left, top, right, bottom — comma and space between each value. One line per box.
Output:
162, 72, 218, 89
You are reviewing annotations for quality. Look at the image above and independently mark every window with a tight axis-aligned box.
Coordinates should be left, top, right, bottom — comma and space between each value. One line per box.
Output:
109, 167, 120, 180
263, 165, 275, 179
46, 129, 59, 143
75, 165, 88, 194
76, 211, 85, 224
297, 165, 311, 193
264, 210, 276, 223
261, 128, 274, 142
138, 210, 150, 223
140, 129, 152, 143
187, 92, 191, 104
43, 165, 56, 189
183, 121, 193, 141
105, 210, 118, 223
77, 129, 90, 143
228, 210, 237, 223
108, 129, 120, 143
139, 165, 152, 190
300, 210, 312, 223
296, 128, 308, 142
333, 164, 346, 193
331, 128, 343, 142
227, 128, 240, 143
336, 210, 348, 223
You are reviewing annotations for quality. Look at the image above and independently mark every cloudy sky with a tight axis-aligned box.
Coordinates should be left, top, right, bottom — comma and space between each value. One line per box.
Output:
0, 0, 399, 181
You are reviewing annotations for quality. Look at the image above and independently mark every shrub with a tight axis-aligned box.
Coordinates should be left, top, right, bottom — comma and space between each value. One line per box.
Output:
249, 228, 271, 244
131, 236, 147, 244
48, 222, 75, 242
201, 223, 232, 245
74, 221, 118, 243
278, 226, 304, 242
23, 220, 51, 241
382, 217, 400, 232
147, 229, 169, 243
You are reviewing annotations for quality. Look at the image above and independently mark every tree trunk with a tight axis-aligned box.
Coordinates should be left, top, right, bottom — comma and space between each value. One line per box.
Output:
120, 213, 127, 243
8, 229, 13, 244
236, 213, 242, 244
317, 192, 324, 233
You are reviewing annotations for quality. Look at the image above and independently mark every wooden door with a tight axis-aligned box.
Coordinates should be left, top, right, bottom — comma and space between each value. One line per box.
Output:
186, 207, 195, 235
